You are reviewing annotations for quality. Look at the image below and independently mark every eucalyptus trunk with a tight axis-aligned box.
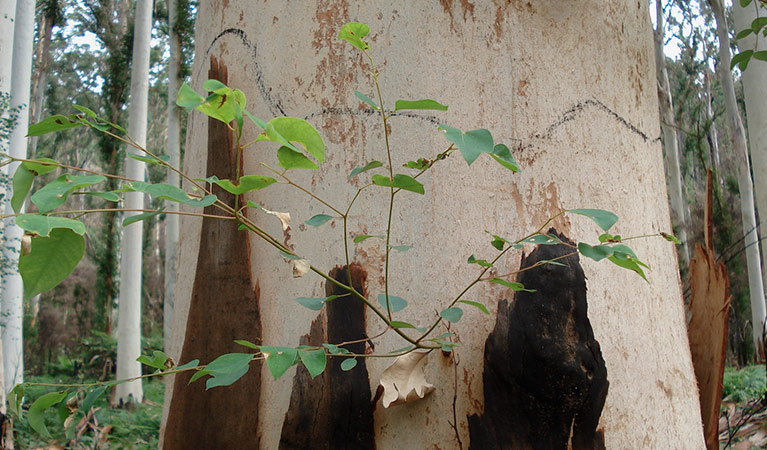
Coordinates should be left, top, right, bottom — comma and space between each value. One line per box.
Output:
114, 0, 153, 405
161, 1, 704, 448
164, 0, 181, 352
1, 0, 34, 393
734, 0, 767, 321
654, 0, 690, 271
710, 0, 767, 358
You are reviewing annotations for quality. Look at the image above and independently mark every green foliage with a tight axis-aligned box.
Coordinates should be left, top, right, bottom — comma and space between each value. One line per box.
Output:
722, 365, 767, 403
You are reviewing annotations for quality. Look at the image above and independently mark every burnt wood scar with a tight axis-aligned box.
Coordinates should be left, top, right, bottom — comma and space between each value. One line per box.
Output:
468, 229, 608, 450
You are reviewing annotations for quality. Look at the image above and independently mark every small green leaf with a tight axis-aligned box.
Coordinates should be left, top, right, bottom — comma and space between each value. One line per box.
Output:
598, 233, 621, 243
389, 245, 412, 252
731, 50, 754, 70
128, 153, 171, 165
244, 110, 267, 130
323, 344, 350, 355
27, 114, 84, 136
21, 158, 59, 175
20, 228, 84, 299
299, 349, 327, 378
235, 340, 259, 350
736, 28, 754, 39
489, 278, 535, 292
176, 359, 200, 370
28, 391, 68, 438
31, 174, 106, 213
137, 351, 170, 370
340, 358, 358, 371
277, 146, 320, 170
753, 50, 767, 62
305, 214, 334, 227
377, 294, 408, 312
203, 79, 228, 92
741, 0, 753, 7
608, 254, 648, 281
354, 91, 379, 110
354, 234, 385, 243
468, 254, 493, 267
569, 208, 619, 232
752, 16, 767, 33
390, 321, 418, 329
214, 176, 277, 195
203, 353, 253, 389
278, 250, 302, 260
122, 181, 217, 207
577, 243, 613, 261
15, 215, 86, 236
338, 22, 370, 50
394, 99, 448, 112
489, 144, 520, 172
207, 364, 249, 390
523, 234, 561, 245
661, 232, 681, 244
261, 346, 299, 380
389, 345, 415, 354
81, 386, 107, 413
458, 300, 489, 315
404, 158, 430, 170
12, 167, 39, 213
371, 173, 425, 194
487, 233, 510, 251
123, 208, 164, 227
438, 124, 494, 165
295, 296, 340, 311
440, 307, 463, 323
8, 385, 24, 417
189, 369, 212, 384
349, 160, 383, 179
86, 191, 121, 202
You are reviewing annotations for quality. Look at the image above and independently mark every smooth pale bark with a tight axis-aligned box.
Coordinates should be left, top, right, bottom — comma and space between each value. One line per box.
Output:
703, 65, 721, 180
710, 0, 767, 357
654, 0, 690, 270
162, 1, 704, 448
28, 3, 56, 159
164, 0, 181, 352
735, 0, 767, 315
2, 0, 33, 393
115, 0, 153, 404
0, 0, 16, 406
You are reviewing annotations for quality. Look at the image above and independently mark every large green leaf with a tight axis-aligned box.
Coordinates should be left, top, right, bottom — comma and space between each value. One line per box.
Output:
577, 243, 613, 262
27, 114, 84, 136
31, 174, 106, 213
122, 181, 217, 206
569, 209, 619, 232
28, 391, 69, 438
19, 228, 85, 299
349, 160, 383, 179
440, 307, 463, 323
258, 117, 325, 163
438, 124, 494, 165
203, 353, 253, 390
489, 144, 520, 173
11, 159, 59, 213
214, 176, 277, 195
261, 346, 299, 380
299, 349, 327, 378
394, 99, 448, 112
15, 215, 86, 237
338, 22, 370, 50
176, 82, 206, 109
371, 174, 425, 194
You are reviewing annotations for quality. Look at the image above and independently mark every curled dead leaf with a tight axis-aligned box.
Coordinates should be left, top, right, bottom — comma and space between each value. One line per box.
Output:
379, 351, 435, 408
21, 233, 33, 256
293, 259, 310, 278
262, 207, 291, 231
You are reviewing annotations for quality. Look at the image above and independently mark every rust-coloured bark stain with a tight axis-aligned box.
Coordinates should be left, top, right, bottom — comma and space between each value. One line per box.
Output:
468, 230, 608, 450
163, 56, 262, 450
279, 263, 375, 450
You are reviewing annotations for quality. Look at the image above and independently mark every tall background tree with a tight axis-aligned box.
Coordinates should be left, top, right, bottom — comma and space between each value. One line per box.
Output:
161, 1, 704, 447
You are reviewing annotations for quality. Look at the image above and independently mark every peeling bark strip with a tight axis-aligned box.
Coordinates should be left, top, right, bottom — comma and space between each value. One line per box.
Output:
279, 263, 375, 450
163, 56, 262, 450
468, 230, 608, 450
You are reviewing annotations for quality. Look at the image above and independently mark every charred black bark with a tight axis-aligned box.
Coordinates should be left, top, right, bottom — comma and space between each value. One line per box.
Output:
279, 263, 375, 450
468, 229, 608, 450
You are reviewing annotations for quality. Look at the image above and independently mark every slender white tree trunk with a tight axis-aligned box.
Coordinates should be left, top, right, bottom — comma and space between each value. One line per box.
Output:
735, 0, 767, 309
1, 0, 33, 394
0, 0, 17, 406
164, 0, 181, 352
711, 0, 767, 357
654, 0, 690, 270
115, 0, 153, 404
703, 65, 721, 180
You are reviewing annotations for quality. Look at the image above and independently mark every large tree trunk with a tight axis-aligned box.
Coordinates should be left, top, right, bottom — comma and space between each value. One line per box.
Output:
1, 0, 34, 394
734, 0, 767, 321
164, 0, 181, 352
114, 0, 153, 405
161, 1, 704, 448
710, 0, 767, 359
654, 0, 690, 271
